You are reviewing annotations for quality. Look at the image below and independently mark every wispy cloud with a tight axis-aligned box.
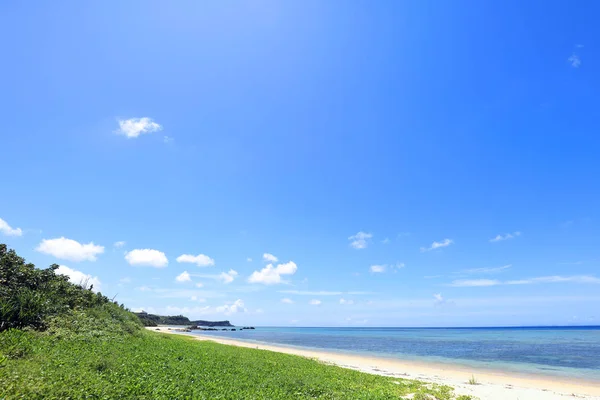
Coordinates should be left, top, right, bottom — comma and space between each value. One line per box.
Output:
339, 298, 354, 305
489, 231, 521, 243
116, 117, 162, 138
114, 241, 126, 248
370, 265, 386, 273
163, 136, 174, 144
381, 238, 390, 244
0, 217, 23, 236
448, 279, 501, 287
278, 290, 371, 296
459, 264, 512, 274
420, 238, 453, 252
281, 298, 294, 304
215, 299, 246, 315
262, 253, 278, 263
309, 299, 321, 306
348, 231, 372, 249
507, 275, 600, 285
176, 253, 215, 267
369, 263, 405, 273
568, 53, 581, 68
448, 275, 600, 287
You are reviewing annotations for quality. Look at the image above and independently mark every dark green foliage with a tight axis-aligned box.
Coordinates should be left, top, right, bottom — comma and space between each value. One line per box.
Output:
134, 312, 191, 326
0, 244, 142, 333
190, 319, 233, 327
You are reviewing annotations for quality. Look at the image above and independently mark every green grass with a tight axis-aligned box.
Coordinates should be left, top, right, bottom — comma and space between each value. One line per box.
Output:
1, 328, 474, 400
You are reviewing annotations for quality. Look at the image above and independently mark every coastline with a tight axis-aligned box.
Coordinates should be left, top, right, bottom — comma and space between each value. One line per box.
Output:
148, 327, 600, 400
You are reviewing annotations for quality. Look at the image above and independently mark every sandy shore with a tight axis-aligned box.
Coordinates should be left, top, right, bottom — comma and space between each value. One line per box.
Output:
148, 327, 600, 400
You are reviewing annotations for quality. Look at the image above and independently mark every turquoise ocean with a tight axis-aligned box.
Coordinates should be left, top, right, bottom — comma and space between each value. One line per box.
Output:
189, 326, 600, 382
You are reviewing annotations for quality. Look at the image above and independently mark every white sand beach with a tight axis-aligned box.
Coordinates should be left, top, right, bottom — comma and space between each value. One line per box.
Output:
148, 327, 600, 400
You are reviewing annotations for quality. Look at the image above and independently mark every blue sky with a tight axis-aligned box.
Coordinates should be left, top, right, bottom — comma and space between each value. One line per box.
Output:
1, 1, 599, 327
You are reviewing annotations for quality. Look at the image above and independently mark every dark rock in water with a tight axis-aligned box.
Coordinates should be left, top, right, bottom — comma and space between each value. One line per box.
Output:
231, 329, 236, 331
155, 328, 160, 331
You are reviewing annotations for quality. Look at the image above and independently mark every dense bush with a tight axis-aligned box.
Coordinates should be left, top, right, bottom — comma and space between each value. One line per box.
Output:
0, 244, 142, 334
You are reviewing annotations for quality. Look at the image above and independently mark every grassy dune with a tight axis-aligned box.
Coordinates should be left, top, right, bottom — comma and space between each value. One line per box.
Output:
1, 329, 473, 400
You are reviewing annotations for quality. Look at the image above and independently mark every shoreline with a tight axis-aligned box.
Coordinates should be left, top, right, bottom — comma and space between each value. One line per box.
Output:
148, 327, 600, 400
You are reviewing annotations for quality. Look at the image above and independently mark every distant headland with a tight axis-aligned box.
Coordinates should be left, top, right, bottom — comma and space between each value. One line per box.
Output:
134, 311, 234, 327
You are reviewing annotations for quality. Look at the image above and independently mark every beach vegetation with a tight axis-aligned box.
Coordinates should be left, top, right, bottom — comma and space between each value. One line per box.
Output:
0, 244, 473, 399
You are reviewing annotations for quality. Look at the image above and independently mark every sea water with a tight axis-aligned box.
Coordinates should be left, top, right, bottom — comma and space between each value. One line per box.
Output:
189, 326, 600, 382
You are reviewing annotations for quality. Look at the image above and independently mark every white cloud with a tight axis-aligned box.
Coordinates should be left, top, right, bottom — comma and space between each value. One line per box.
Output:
116, 117, 162, 138
281, 298, 294, 304
348, 231, 372, 249
394, 263, 405, 269
175, 271, 191, 283
56, 265, 101, 292
262, 253, 278, 263
433, 293, 454, 306
248, 261, 297, 285
215, 299, 246, 315
176, 253, 215, 267
247, 257, 253, 262
218, 269, 238, 284
489, 232, 521, 243
448, 279, 501, 287
119, 277, 131, 284
137, 286, 152, 292
163, 136, 174, 144
125, 249, 168, 268
0, 217, 22, 236
36, 237, 104, 262
309, 299, 321, 306
195, 282, 204, 288
370, 265, 386, 273
459, 264, 512, 274
568, 54, 581, 68
420, 238, 453, 252
114, 241, 126, 248
382, 238, 390, 244
339, 298, 354, 305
